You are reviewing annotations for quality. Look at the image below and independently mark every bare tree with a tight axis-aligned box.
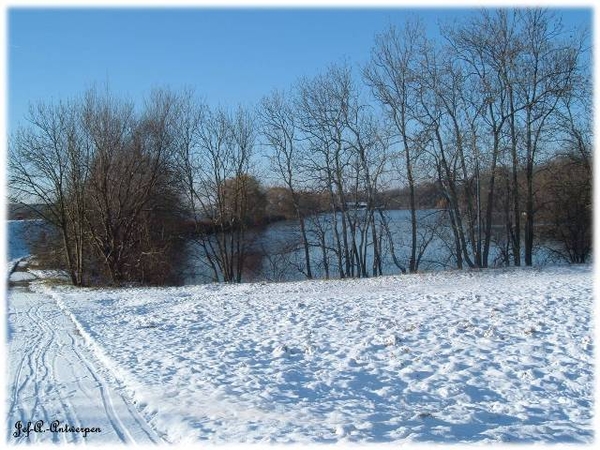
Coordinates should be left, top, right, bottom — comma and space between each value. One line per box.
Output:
81, 89, 181, 283
259, 89, 313, 278
514, 9, 584, 265
9, 87, 186, 285
297, 62, 390, 278
416, 37, 481, 269
9, 99, 90, 285
365, 20, 429, 273
436, 8, 588, 269
533, 152, 590, 264
443, 10, 520, 268
177, 102, 262, 283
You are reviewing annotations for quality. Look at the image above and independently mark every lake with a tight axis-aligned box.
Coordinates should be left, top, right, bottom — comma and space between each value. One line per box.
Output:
7, 211, 559, 285
182, 209, 558, 284
7, 220, 43, 262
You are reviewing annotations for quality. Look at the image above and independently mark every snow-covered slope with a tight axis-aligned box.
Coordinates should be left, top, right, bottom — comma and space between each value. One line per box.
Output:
32, 265, 593, 443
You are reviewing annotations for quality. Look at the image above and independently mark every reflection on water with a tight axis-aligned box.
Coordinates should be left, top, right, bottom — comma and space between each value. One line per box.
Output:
6, 212, 560, 286
182, 209, 556, 285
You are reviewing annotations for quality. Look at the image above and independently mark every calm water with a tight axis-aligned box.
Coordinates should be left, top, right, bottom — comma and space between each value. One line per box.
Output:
7, 220, 43, 262
7, 212, 558, 285
182, 209, 557, 284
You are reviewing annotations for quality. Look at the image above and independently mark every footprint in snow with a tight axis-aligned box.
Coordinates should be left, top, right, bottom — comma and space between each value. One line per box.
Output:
384, 334, 398, 346
272, 344, 288, 357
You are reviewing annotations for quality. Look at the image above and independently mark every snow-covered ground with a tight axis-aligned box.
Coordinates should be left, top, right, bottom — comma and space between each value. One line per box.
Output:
12, 264, 593, 444
5, 287, 164, 444
7, 221, 157, 444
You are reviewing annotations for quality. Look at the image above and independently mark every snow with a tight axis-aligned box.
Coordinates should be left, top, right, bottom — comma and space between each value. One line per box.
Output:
27, 268, 70, 281
15, 264, 593, 444
5, 287, 164, 444
8, 270, 37, 283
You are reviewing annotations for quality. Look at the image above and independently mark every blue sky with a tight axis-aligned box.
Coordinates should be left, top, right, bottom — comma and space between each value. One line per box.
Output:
7, 7, 592, 133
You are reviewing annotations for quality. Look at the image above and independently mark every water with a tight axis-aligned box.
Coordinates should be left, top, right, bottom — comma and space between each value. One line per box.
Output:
6, 212, 562, 285
7, 220, 37, 261
183, 209, 558, 284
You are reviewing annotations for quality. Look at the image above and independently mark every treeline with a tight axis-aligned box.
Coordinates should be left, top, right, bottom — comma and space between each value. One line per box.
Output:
8, 203, 46, 220
8, 8, 591, 286
259, 8, 591, 275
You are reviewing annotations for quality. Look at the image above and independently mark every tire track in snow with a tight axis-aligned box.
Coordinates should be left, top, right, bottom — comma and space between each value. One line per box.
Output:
57, 296, 163, 444
52, 292, 165, 444
7, 292, 85, 443
7, 299, 57, 443
6, 287, 163, 444
6, 300, 49, 442
48, 287, 170, 444
68, 338, 133, 443
32, 302, 83, 444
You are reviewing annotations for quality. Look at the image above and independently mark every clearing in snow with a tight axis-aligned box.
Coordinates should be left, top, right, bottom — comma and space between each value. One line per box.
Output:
6, 264, 593, 444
